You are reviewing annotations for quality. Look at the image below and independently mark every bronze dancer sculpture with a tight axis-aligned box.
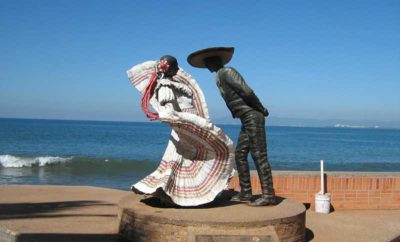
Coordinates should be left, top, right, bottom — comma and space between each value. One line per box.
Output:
127, 55, 234, 206
187, 47, 276, 206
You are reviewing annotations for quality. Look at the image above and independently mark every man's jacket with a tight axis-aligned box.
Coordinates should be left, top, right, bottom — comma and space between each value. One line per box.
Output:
216, 67, 269, 118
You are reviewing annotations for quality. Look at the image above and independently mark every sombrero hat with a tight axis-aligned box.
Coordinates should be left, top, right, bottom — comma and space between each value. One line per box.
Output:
187, 47, 235, 68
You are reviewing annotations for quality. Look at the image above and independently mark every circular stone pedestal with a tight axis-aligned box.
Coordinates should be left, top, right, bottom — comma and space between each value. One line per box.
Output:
118, 193, 306, 242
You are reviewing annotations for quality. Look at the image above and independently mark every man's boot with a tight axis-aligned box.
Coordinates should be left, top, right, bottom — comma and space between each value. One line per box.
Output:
231, 159, 252, 202
231, 190, 252, 202
249, 152, 276, 206
249, 190, 276, 206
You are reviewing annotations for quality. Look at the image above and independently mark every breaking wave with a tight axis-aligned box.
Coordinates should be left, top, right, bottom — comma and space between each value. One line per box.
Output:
0, 154, 158, 173
0, 154, 72, 168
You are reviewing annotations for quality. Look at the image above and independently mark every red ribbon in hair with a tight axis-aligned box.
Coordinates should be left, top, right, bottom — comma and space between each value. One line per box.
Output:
140, 60, 170, 121
141, 71, 159, 121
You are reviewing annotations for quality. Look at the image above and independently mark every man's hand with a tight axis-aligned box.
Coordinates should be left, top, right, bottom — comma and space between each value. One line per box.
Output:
262, 107, 269, 117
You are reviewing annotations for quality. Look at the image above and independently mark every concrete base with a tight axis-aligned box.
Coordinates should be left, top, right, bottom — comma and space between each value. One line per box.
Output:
118, 192, 306, 242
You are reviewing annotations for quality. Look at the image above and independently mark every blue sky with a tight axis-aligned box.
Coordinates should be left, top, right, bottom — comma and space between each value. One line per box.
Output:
1, 0, 399, 122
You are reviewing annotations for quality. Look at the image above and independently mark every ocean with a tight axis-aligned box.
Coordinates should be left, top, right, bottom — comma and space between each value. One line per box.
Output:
1, 118, 399, 190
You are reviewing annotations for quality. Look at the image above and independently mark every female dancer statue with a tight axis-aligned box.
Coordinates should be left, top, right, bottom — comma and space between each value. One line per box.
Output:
127, 55, 234, 206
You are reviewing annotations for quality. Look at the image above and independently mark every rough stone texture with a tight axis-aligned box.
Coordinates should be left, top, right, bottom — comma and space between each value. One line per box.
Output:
118, 193, 306, 242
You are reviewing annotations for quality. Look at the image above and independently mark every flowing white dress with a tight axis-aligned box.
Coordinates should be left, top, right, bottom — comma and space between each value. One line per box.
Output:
127, 61, 235, 206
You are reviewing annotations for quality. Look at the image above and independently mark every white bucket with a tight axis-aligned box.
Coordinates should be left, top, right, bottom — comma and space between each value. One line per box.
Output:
315, 193, 331, 214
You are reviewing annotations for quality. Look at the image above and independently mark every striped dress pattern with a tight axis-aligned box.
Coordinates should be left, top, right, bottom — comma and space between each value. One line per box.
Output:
127, 61, 235, 206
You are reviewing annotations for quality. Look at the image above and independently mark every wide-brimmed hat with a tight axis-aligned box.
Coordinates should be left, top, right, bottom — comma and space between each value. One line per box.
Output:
187, 47, 235, 68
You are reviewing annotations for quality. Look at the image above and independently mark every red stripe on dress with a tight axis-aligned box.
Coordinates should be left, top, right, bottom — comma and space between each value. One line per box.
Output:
131, 72, 152, 86
167, 122, 229, 195
159, 124, 222, 195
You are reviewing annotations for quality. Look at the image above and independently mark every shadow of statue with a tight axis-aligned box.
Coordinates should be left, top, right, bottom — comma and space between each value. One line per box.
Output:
14, 233, 125, 242
0, 200, 115, 220
140, 189, 285, 209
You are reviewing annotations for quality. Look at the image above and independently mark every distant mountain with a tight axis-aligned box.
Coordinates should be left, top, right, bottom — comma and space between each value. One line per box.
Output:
213, 115, 400, 129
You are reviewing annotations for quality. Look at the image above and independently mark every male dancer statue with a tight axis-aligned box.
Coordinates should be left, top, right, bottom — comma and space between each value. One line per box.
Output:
187, 47, 275, 206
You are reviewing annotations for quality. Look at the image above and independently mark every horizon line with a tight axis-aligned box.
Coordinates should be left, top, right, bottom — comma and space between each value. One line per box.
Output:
1, 117, 399, 130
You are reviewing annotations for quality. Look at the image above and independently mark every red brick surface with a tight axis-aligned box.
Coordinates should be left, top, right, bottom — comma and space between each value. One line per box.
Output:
228, 171, 400, 210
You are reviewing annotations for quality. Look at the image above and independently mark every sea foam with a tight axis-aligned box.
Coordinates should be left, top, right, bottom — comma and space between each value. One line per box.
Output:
0, 154, 72, 168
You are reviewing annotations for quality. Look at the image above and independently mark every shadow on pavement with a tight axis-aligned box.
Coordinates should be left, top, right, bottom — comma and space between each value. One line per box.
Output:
305, 228, 315, 241
140, 189, 285, 209
14, 233, 125, 242
0, 200, 115, 220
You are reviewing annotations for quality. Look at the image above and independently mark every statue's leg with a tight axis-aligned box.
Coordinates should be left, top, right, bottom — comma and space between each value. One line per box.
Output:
244, 111, 276, 206
231, 125, 252, 201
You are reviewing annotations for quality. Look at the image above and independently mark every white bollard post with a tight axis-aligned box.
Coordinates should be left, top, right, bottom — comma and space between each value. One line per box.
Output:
320, 159, 324, 194
315, 159, 331, 214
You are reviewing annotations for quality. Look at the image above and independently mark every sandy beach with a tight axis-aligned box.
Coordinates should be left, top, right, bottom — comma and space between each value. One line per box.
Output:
0, 185, 399, 242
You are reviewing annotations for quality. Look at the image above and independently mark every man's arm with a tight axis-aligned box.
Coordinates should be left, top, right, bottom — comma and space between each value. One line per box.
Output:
220, 67, 268, 116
